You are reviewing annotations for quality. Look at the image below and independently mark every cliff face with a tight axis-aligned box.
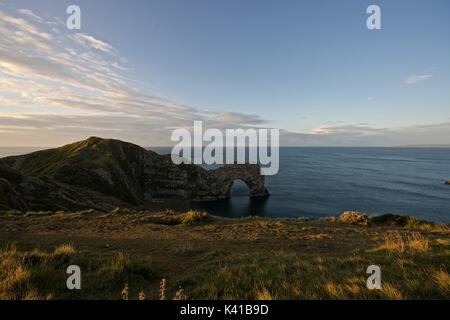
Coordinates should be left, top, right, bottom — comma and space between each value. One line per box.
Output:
0, 137, 268, 211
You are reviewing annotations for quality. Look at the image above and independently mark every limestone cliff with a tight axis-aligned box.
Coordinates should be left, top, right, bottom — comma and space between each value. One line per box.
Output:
0, 137, 268, 211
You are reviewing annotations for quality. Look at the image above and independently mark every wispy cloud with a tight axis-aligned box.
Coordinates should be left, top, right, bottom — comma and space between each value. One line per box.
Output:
275, 122, 450, 147
17, 8, 44, 23
404, 74, 433, 85
0, 7, 449, 148
72, 33, 115, 54
0, 7, 268, 146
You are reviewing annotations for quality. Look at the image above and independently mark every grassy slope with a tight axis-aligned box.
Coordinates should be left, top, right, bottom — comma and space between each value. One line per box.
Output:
4, 137, 131, 176
0, 210, 449, 300
0, 138, 154, 206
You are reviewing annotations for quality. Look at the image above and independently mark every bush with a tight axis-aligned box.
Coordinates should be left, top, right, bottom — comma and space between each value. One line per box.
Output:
181, 210, 209, 225
339, 211, 369, 226
370, 214, 429, 229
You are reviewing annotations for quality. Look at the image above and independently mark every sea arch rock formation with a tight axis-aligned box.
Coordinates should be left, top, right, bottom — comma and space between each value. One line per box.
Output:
188, 164, 270, 201
0, 137, 270, 211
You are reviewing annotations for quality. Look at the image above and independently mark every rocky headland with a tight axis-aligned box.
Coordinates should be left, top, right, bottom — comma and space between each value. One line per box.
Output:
0, 137, 268, 212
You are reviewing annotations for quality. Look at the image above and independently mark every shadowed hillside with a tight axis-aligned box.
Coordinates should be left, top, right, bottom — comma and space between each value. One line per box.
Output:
0, 137, 268, 212
0, 137, 176, 205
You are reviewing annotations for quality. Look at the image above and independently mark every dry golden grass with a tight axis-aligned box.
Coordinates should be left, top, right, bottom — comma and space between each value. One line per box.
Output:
408, 233, 431, 252
120, 278, 187, 300
0, 243, 155, 300
256, 288, 273, 300
431, 269, 450, 295
377, 231, 430, 253
121, 283, 129, 300
173, 287, 188, 300
380, 283, 404, 300
381, 232, 405, 252
22, 289, 45, 300
0, 244, 46, 300
324, 282, 345, 299
0, 210, 448, 300
53, 243, 76, 256
435, 238, 450, 246
1, 265, 31, 294
342, 277, 363, 296
112, 251, 130, 273
159, 278, 166, 300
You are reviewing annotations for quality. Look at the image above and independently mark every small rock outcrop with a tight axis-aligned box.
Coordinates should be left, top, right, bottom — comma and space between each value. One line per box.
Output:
0, 137, 269, 211
339, 211, 369, 226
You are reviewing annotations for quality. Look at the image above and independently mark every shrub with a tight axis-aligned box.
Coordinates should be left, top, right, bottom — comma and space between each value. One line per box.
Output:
370, 214, 431, 229
339, 211, 369, 226
181, 210, 208, 225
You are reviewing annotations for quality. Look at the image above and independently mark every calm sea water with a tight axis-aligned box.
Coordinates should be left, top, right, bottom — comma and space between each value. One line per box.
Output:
1, 147, 449, 223
152, 147, 450, 223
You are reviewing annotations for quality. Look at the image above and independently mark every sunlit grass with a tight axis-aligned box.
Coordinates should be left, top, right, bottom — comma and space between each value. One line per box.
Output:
375, 231, 430, 253
53, 244, 76, 256
0, 243, 155, 300
0, 210, 448, 300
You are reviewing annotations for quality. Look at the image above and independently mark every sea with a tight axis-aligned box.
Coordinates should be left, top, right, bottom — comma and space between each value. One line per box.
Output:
1, 147, 449, 223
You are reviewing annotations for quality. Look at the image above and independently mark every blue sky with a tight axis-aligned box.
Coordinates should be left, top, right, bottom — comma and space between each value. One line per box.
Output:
0, 0, 450, 146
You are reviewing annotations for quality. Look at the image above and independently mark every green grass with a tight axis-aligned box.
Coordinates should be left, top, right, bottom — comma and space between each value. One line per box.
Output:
0, 244, 156, 300
174, 250, 449, 300
0, 210, 448, 300
370, 214, 442, 230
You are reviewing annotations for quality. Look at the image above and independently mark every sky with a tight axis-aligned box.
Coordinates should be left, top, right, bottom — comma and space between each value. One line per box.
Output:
0, 0, 450, 147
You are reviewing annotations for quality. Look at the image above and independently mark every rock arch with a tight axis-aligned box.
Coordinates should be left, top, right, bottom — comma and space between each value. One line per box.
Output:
188, 164, 270, 201
227, 179, 251, 196
0, 137, 271, 209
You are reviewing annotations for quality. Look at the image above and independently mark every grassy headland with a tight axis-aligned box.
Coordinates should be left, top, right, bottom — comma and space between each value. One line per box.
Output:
0, 209, 449, 300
